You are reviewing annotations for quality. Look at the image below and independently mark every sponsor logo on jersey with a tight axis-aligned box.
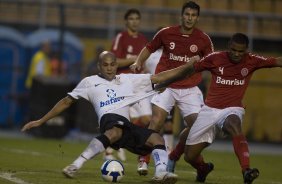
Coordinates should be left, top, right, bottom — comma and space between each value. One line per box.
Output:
190, 44, 198, 53
106, 89, 116, 98
100, 89, 125, 107
241, 68, 249, 77
169, 53, 194, 63
216, 76, 245, 85
127, 45, 133, 53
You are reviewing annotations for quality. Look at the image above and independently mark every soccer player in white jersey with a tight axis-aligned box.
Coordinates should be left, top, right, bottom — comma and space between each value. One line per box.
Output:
21, 51, 198, 183
178, 33, 282, 183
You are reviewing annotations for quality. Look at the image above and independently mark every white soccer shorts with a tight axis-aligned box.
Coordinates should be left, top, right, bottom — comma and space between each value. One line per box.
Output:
186, 105, 245, 145
151, 87, 204, 119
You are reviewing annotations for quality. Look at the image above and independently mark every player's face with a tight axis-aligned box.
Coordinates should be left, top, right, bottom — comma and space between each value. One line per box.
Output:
125, 13, 141, 33
181, 8, 199, 31
228, 41, 248, 64
99, 57, 118, 81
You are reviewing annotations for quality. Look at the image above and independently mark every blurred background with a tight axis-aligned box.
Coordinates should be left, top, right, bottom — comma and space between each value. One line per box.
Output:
0, 0, 281, 143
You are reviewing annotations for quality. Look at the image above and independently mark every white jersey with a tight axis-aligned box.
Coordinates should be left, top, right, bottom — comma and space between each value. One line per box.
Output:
68, 74, 154, 124
145, 48, 162, 74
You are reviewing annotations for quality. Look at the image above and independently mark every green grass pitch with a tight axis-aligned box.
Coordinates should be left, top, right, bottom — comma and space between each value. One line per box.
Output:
0, 137, 281, 184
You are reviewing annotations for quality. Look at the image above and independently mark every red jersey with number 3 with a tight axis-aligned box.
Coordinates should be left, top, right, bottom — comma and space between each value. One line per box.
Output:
194, 51, 277, 108
111, 31, 148, 74
146, 25, 214, 89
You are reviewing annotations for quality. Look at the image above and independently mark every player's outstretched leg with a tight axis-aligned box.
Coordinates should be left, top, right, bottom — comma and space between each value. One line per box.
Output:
63, 135, 109, 178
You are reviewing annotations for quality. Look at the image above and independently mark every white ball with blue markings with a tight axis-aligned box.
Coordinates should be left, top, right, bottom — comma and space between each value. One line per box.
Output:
101, 160, 124, 182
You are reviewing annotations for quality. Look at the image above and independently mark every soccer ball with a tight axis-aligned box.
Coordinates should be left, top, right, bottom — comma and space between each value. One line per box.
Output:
101, 160, 125, 182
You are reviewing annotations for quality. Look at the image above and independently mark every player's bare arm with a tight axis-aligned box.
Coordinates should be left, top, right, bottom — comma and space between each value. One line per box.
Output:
130, 47, 151, 72
116, 57, 137, 68
21, 96, 75, 131
151, 59, 197, 85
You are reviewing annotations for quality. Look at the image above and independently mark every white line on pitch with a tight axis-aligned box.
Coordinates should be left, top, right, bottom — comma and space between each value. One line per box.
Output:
0, 172, 33, 184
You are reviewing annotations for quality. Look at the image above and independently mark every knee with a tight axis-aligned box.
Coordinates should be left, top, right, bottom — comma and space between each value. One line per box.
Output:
223, 117, 242, 136
179, 128, 189, 140
147, 133, 165, 147
140, 115, 151, 124
184, 113, 198, 129
138, 115, 151, 127
150, 106, 167, 130
153, 133, 165, 145
149, 115, 166, 132
104, 127, 123, 143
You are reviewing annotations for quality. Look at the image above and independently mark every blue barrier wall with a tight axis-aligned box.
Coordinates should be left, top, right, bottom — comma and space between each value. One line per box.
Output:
0, 26, 28, 126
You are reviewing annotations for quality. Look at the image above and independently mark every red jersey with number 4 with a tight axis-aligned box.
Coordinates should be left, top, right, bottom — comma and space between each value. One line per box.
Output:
146, 25, 214, 89
111, 31, 148, 74
194, 51, 277, 109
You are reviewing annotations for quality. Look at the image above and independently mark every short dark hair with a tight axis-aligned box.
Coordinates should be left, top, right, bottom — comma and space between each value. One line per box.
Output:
230, 33, 249, 47
124, 8, 141, 20
181, 1, 200, 16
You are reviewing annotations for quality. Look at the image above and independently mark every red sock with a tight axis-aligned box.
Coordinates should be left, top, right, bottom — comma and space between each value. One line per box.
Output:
138, 154, 150, 164
232, 134, 250, 171
169, 141, 185, 161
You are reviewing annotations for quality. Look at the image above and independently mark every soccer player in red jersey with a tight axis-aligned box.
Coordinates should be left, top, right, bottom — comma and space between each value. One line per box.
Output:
110, 8, 151, 173
131, 1, 214, 173
182, 33, 282, 183
111, 8, 148, 74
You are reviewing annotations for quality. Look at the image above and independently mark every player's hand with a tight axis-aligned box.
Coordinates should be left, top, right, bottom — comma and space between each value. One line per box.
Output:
154, 85, 166, 93
21, 120, 43, 132
130, 62, 141, 73
190, 55, 200, 62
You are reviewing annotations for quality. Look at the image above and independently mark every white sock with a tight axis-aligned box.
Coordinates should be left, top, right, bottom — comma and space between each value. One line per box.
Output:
152, 148, 168, 175
163, 134, 174, 153
72, 138, 105, 169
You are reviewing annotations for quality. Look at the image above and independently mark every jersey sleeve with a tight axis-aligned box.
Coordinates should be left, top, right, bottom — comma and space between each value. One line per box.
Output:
146, 30, 163, 53
194, 53, 215, 72
251, 54, 277, 70
202, 34, 214, 56
111, 33, 124, 58
67, 78, 90, 100
128, 74, 153, 93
